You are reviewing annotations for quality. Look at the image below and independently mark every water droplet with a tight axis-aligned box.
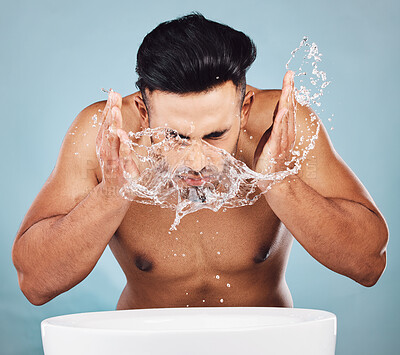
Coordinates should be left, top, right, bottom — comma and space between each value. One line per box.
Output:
215, 275, 220, 279
217, 251, 221, 255
202, 299, 206, 302
249, 136, 253, 140
220, 299, 224, 303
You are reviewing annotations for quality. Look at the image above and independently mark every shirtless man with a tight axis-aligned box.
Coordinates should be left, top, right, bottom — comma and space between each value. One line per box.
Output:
12, 13, 388, 309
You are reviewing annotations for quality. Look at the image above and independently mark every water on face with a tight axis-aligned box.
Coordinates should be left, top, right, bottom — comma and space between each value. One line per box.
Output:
118, 125, 317, 231
94, 37, 332, 233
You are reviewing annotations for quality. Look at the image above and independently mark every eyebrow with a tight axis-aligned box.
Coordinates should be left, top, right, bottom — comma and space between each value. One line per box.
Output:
176, 128, 230, 140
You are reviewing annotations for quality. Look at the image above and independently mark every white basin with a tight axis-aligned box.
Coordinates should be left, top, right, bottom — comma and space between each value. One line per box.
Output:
41, 307, 337, 355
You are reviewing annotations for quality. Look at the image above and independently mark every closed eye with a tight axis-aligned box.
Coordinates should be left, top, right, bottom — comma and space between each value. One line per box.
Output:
203, 131, 227, 139
166, 128, 229, 141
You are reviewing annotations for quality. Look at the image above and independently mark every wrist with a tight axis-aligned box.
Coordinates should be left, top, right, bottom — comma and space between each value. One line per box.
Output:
258, 174, 299, 195
96, 182, 131, 209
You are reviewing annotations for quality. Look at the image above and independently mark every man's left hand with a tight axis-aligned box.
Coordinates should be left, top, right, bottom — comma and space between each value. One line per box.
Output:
254, 70, 297, 176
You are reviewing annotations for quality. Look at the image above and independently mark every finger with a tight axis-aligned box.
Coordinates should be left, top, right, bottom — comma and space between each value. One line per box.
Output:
107, 108, 121, 159
280, 110, 289, 150
97, 91, 122, 163
97, 93, 114, 148
287, 103, 296, 151
100, 92, 114, 128
111, 91, 122, 110
272, 107, 287, 137
104, 92, 123, 134
111, 106, 123, 131
96, 101, 110, 149
117, 129, 140, 179
287, 75, 296, 150
103, 100, 114, 134
97, 111, 111, 161
96, 109, 108, 158
282, 70, 295, 90
267, 108, 288, 156
278, 71, 295, 113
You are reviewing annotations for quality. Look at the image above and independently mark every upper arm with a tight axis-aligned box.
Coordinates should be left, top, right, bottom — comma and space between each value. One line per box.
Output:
15, 101, 106, 239
295, 102, 382, 215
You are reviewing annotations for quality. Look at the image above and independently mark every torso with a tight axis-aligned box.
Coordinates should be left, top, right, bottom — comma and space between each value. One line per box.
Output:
96, 85, 294, 309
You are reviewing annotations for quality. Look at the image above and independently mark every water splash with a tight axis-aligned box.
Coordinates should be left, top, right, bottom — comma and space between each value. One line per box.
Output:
286, 36, 334, 129
95, 37, 330, 231
117, 125, 317, 230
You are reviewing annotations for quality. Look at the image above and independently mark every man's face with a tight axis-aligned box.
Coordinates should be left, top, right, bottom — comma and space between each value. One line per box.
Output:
142, 81, 244, 186
147, 81, 242, 152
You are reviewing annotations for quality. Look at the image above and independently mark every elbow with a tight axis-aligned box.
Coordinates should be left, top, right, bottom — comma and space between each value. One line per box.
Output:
12, 237, 54, 306
358, 219, 389, 287
19, 272, 51, 306
358, 251, 387, 287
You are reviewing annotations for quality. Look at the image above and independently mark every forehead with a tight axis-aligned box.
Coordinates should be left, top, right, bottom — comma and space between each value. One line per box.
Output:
146, 81, 240, 134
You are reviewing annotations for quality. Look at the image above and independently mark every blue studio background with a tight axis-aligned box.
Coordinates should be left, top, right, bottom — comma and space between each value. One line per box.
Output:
1, 0, 399, 354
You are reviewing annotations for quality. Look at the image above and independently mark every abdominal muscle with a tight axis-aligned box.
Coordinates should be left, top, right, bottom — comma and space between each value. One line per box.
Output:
116, 275, 293, 310
109, 221, 293, 309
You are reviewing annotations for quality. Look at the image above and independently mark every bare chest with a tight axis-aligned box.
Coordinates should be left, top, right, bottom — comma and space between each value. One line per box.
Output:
106, 89, 289, 282
108, 191, 289, 284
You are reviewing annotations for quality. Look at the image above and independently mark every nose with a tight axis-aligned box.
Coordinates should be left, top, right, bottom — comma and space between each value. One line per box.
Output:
182, 139, 208, 173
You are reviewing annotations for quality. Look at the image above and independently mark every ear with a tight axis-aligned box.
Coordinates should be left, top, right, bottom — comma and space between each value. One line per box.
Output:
240, 91, 255, 129
134, 94, 150, 129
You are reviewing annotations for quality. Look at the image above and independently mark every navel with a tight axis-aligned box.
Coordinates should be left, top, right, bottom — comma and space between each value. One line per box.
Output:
253, 244, 271, 264
135, 255, 153, 272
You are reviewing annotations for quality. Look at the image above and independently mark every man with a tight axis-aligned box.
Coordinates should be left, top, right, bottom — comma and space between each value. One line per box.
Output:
12, 13, 388, 309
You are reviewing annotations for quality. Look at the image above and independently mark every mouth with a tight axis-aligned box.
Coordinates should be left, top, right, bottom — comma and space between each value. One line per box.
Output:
179, 175, 211, 186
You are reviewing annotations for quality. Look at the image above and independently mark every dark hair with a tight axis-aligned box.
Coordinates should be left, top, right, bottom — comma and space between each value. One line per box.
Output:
135, 12, 256, 111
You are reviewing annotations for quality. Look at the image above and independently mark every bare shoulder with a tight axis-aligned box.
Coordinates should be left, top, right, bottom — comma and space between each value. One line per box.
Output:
15, 93, 142, 239
14, 100, 105, 238
245, 85, 282, 135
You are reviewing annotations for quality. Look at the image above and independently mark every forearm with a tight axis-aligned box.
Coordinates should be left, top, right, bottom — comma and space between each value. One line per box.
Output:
13, 183, 131, 305
264, 177, 388, 286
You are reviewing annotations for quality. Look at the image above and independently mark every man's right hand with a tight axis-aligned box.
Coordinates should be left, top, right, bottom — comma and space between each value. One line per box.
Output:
95, 91, 139, 198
